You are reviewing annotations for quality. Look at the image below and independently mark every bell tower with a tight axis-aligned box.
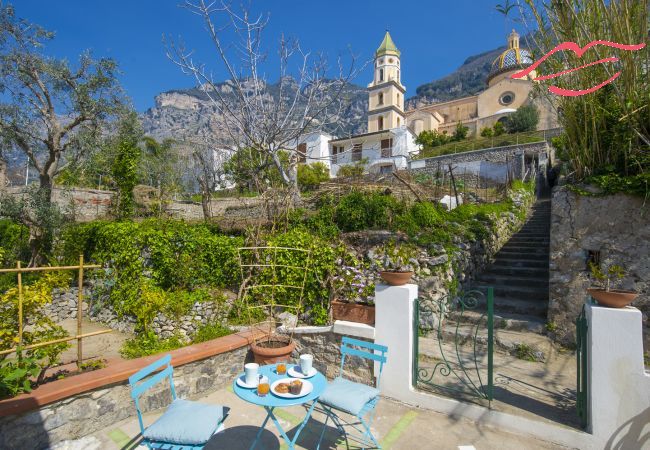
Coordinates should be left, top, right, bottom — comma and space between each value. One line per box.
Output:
367, 31, 406, 133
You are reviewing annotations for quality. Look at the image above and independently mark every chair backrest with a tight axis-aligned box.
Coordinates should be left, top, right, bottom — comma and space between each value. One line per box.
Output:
128, 354, 177, 435
339, 337, 388, 388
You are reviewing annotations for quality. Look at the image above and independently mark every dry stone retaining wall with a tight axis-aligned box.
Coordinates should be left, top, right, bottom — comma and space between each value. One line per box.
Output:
44, 286, 233, 338
5, 186, 263, 222
549, 188, 650, 347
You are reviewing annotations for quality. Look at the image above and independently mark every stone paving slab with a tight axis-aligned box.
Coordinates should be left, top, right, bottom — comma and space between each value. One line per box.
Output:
77, 386, 571, 450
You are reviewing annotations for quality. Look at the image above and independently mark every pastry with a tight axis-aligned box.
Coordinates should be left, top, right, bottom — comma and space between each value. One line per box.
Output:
289, 380, 303, 395
275, 383, 290, 393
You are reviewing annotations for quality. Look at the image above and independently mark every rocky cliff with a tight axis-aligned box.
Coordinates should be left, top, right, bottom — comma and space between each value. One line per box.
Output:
142, 79, 368, 143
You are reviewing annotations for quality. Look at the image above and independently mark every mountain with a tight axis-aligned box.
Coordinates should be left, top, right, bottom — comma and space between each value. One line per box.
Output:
142, 39, 523, 141
405, 45, 506, 109
142, 79, 368, 144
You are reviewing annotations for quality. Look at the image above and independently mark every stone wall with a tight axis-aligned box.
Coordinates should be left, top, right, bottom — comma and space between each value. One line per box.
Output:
409, 141, 551, 181
6, 186, 263, 222
549, 188, 650, 347
288, 327, 374, 384
0, 346, 249, 450
44, 285, 234, 338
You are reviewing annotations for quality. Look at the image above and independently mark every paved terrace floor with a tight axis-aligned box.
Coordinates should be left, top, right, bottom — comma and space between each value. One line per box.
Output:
54, 386, 571, 450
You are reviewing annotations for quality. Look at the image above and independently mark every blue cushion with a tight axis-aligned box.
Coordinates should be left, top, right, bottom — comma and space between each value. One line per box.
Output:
318, 378, 380, 415
143, 398, 225, 445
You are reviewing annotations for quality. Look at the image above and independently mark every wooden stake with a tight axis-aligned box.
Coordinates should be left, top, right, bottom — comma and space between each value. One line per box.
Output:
448, 164, 460, 208
77, 255, 84, 368
17, 261, 23, 346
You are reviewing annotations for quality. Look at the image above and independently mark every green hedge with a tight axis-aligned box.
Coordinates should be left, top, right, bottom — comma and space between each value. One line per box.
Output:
60, 220, 243, 331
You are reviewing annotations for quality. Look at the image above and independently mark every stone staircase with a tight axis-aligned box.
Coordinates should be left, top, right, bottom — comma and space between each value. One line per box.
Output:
474, 198, 551, 328
442, 198, 552, 359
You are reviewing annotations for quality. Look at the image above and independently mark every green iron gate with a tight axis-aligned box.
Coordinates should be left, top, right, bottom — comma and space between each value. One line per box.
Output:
413, 287, 494, 403
576, 305, 589, 429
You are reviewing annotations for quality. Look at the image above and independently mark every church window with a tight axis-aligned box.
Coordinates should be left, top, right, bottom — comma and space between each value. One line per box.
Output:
378, 116, 384, 131
381, 138, 393, 158
388, 58, 394, 64
397, 93, 400, 105
499, 91, 515, 105
352, 143, 362, 162
378, 92, 384, 106
397, 69, 400, 82
379, 69, 384, 82
397, 117, 401, 126
379, 59, 384, 64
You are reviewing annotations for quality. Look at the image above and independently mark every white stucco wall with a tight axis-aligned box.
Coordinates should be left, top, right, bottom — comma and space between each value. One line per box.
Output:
329, 126, 417, 177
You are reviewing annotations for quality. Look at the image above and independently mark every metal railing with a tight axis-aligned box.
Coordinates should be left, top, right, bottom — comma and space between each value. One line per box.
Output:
0, 256, 111, 368
576, 304, 589, 429
415, 128, 563, 160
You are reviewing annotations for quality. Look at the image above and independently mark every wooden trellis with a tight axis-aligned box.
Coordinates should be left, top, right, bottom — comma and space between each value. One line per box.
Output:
0, 256, 111, 368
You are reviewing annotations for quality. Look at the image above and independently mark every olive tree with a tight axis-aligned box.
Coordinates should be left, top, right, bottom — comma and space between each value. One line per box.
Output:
0, 4, 125, 263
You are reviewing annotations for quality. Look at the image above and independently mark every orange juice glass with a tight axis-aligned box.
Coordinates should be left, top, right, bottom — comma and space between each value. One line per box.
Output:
276, 363, 287, 375
257, 381, 270, 397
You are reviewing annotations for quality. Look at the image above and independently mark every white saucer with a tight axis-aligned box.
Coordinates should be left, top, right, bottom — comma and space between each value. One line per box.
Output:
271, 378, 314, 399
287, 365, 317, 379
236, 375, 268, 389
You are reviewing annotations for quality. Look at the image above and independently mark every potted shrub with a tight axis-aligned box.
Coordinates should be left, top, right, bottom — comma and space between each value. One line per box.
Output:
587, 262, 638, 308
331, 263, 375, 325
238, 246, 310, 364
378, 242, 416, 286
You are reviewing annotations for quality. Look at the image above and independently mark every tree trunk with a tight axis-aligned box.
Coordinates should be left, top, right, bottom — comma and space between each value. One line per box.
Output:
0, 158, 7, 192
26, 173, 55, 267
201, 190, 211, 220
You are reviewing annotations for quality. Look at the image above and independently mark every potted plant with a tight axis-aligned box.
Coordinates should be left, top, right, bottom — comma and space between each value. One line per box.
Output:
331, 262, 375, 325
238, 246, 311, 364
587, 262, 638, 308
378, 242, 416, 286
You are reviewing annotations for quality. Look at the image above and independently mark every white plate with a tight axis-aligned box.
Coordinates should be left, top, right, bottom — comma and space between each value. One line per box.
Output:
271, 378, 313, 399
236, 375, 269, 389
287, 365, 317, 379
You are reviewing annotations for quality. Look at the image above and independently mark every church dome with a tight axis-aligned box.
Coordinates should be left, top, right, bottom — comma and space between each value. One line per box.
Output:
487, 30, 533, 83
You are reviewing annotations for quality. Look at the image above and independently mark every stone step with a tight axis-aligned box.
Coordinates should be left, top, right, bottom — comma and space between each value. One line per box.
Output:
501, 241, 549, 249
486, 265, 549, 277
449, 309, 546, 334
433, 323, 550, 360
492, 257, 549, 268
517, 226, 550, 232
497, 248, 549, 257
476, 273, 548, 288
490, 298, 548, 317
472, 284, 548, 302
508, 236, 549, 241
510, 235, 549, 241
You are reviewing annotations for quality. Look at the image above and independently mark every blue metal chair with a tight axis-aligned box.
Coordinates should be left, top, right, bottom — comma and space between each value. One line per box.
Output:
316, 337, 388, 449
128, 354, 228, 449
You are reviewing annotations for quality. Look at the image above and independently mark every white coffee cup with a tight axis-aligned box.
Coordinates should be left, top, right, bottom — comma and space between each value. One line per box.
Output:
244, 363, 259, 385
299, 354, 313, 375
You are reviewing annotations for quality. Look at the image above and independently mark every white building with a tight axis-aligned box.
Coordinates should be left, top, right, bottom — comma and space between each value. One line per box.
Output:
299, 32, 419, 178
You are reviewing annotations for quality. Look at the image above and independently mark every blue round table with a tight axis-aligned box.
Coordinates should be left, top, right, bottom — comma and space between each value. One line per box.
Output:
233, 363, 327, 450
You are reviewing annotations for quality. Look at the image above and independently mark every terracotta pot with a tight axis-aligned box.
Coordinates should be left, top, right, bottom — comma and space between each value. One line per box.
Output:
331, 300, 375, 325
250, 336, 296, 364
587, 288, 638, 308
379, 271, 414, 286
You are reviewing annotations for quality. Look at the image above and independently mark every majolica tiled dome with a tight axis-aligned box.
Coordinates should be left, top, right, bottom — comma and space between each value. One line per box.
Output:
487, 30, 533, 83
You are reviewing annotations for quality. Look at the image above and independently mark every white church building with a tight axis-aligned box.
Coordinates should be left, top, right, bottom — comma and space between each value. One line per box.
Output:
299, 32, 419, 177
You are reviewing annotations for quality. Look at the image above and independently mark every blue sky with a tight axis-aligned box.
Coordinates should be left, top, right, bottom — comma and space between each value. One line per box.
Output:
13, 1, 519, 112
